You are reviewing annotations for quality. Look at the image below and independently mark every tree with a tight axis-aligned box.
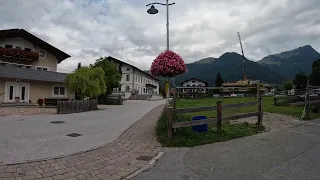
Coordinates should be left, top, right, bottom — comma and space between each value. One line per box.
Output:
92, 57, 122, 94
77, 62, 82, 69
293, 72, 308, 89
310, 59, 320, 86
283, 80, 293, 90
64, 67, 106, 98
215, 72, 224, 87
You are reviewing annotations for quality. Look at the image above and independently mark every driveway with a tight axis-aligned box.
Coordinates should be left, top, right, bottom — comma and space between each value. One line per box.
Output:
0, 100, 165, 164
133, 119, 320, 180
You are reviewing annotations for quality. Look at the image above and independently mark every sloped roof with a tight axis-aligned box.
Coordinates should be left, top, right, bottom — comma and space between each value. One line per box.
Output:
180, 78, 208, 86
0, 29, 71, 63
107, 56, 160, 82
0, 65, 68, 83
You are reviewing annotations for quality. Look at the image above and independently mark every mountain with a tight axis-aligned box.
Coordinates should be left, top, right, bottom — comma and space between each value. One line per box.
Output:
173, 52, 285, 86
257, 45, 320, 79
193, 57, 217, 64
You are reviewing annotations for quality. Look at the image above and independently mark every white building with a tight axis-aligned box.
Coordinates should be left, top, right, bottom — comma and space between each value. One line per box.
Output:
107, 56, 160, 97
180, 78, 208, 93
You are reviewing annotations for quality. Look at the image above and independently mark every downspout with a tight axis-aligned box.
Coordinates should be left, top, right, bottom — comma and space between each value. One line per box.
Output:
132, 68, 135, 93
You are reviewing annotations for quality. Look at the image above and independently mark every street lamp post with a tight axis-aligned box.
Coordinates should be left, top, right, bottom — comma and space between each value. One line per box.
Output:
146, 0, 175, 106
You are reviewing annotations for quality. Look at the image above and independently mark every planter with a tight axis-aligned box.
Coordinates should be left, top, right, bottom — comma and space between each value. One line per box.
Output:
14, 97, 20, 103
0, 47, 39, 61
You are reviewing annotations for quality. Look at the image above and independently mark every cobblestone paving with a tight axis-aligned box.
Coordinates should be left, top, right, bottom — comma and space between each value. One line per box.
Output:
0, 104, 165, 180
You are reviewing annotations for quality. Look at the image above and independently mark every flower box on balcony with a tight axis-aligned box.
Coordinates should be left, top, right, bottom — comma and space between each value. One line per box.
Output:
0, 47, 39, 61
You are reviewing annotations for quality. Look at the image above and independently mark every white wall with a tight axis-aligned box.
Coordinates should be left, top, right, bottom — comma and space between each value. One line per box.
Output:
182, 79, 206, 87
117, 63, 159, 95
181, 79, 207, 93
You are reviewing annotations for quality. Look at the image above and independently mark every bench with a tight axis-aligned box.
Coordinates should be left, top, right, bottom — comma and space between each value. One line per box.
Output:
45, 98, 70, 106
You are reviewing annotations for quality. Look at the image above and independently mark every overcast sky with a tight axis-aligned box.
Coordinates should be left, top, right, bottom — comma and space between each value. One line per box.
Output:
1, 0, 320, 72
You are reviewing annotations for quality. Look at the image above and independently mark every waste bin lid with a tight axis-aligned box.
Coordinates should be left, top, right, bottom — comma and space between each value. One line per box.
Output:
192, 116, 207, 120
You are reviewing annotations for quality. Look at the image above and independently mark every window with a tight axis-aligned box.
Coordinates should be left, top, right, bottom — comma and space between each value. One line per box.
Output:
126, 86, 130, 91
5, 45, 12, 49
192, 80, 195, 83
24, 48, 31, 52
135, 75, 138, 81
53, 86, 66, 96
141, 77, 142, 83
39, 50, 46, 58
126, 74, 130, 81
15, 46, 22, 50
127, 68, 130, 71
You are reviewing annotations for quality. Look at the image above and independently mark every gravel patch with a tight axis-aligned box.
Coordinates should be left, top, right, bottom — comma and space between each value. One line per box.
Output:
231, 112, 302, 131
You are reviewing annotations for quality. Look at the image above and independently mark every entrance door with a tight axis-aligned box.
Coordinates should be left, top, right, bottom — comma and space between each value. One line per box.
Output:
6, 82, 29, 103
6, 83, 16, 102
20, 84, 29, 102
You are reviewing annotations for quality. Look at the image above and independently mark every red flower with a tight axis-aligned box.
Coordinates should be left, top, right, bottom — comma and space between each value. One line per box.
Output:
150, 50, 187, 77
0, 47, 39, 61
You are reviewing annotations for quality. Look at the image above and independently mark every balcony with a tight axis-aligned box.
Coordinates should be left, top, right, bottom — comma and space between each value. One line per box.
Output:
0, 47, 39, 61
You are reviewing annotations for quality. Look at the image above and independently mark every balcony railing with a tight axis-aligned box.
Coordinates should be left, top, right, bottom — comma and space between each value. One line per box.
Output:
0, 47, 39, 61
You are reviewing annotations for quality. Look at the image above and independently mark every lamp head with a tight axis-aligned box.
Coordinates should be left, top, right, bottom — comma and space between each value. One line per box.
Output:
147, 5, 158, 14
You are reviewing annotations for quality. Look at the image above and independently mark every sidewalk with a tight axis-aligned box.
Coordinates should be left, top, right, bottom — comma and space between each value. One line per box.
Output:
0, 104, 165, 180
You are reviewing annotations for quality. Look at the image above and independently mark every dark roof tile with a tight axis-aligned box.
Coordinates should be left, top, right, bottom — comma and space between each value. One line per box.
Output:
0, 65, 68, 83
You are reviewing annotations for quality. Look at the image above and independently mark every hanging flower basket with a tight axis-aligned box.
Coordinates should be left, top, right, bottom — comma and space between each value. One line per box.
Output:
0, 47, 39, 61
150, 50, 187, 77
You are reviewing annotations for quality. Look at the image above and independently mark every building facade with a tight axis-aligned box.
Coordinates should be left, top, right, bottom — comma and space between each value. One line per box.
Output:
180, 78, 208, 93
107, 56, 160, 96
0, 29, 74, 104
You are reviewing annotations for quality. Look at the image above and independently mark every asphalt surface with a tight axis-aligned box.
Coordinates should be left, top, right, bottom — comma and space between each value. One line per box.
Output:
134, 119, 320, 180
0, 100, 165, 164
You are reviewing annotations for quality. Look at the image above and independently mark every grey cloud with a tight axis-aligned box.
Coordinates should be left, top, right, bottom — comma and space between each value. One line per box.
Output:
1, 0, 320, 72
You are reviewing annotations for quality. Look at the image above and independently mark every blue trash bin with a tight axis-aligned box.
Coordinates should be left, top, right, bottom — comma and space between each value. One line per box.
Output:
192, 116, 208, 133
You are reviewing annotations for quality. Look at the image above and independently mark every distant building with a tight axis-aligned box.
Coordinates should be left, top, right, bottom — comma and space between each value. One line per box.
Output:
180, 78, 208, 93
106, 56, 160, 98
222, 79, 272, 94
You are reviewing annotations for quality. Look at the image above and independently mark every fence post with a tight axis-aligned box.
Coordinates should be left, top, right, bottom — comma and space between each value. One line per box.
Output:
273, 97, 277, 106
256, 82, 260, 100
57, 101, 60, 114
216, 101, 222, 133
167, 106, 173, 140
173, 87, 177, 110
258, 97, 263, 126
306, 80, 310, 119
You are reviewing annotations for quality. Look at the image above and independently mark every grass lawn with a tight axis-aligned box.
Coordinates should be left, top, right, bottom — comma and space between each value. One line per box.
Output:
156, 96, 320, 147
176, 96, 320, 119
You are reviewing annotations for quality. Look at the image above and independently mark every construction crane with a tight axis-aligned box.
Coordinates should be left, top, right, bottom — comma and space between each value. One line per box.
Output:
237, 32, 247, 81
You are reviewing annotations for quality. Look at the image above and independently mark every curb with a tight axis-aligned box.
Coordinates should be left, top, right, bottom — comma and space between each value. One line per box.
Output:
125, 151, 164, 179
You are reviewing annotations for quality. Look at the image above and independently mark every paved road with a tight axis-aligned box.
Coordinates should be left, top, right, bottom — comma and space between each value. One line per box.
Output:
134, 119, 320, 180
0, 100, 165, 164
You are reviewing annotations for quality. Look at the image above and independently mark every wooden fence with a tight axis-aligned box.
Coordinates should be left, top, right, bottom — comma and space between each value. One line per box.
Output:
166, 97, 263, 139
57, 99, 98, 114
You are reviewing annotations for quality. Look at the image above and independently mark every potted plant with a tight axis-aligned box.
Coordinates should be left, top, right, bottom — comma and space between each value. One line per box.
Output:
37, 98, 44, 106
14, 97, 20, 103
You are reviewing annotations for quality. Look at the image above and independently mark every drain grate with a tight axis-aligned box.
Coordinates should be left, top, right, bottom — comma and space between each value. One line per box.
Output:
50, 121, 65, 124
136, 155, 153, 161
66, 133, 82, 137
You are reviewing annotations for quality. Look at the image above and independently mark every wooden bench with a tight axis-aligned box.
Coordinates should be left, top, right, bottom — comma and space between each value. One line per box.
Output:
45, 98, 69, 106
